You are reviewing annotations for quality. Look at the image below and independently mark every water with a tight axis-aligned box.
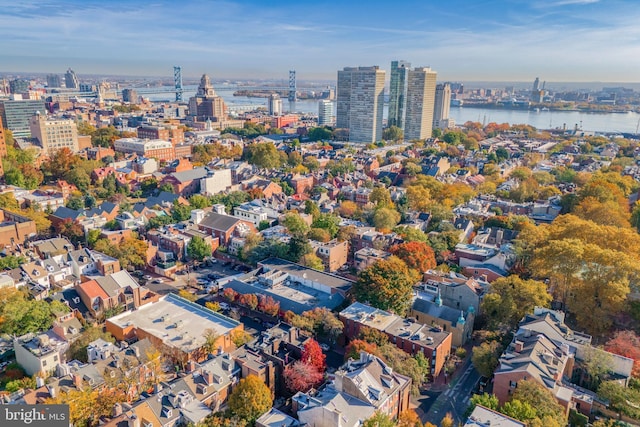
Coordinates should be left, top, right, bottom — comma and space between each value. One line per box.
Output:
146, 86, 640, 133
449, 106, 640, 134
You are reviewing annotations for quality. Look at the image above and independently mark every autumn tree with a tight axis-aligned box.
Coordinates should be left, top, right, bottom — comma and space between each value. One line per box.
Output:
363, 412, 396, 427
370, 187, 393, 207
604, 330, 640, 377
68, 326, 115, 362
285, 307, 344, 343
284, 360, 324, 393
353, 256, 419, 316
481, 275, 551, 330
302, 339, 326, 372
202, 328, 220, 356
228, 375, 272, 423
257, 295, 280, 316
527, 214, 640, 335
471, 341, 502, 378
389, 241, 436, 274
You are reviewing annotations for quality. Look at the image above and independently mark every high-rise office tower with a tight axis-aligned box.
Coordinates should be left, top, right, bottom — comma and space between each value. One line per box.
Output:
9, 79, 30, 94
533, 77, 540, 92
404, 67, 437, 141
65, 68, 79, 89
388, 60, 411, 129
336, 66, 385, 143
46, 74, 62, 88
0, 98, 46, 138
318, 100, 335, 126
433, 83, 452, 129
268, 94, 282, 116
122, 89, 139, 104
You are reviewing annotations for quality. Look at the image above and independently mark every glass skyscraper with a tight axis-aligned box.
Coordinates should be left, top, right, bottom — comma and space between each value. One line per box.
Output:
388, 60, 411, 129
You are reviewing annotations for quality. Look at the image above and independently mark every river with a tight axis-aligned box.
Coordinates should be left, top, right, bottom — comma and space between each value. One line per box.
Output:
146, 87, 640, 134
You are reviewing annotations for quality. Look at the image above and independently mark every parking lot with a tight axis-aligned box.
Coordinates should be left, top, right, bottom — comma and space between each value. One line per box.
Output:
136, 259, 248, 294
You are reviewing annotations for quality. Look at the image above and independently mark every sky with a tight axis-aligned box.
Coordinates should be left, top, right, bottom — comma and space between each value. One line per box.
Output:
1, 0, 639, 82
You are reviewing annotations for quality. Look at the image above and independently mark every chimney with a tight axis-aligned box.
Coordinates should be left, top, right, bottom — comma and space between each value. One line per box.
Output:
47, 385, 57, 399
112, 403, 123, 417
205, 370, 214, 385
128, 414, 141, 427
36, 376, 45, 388
72, 373, 83, 389
186, 360, 196, 373
514, 340, 524, 353
496, 229, 504, 245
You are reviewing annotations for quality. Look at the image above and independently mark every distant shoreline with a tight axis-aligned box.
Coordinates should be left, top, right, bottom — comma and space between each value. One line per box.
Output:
455, 103, 637, 114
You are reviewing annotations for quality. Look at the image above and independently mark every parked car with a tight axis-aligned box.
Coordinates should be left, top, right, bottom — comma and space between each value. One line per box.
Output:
320, 343, 330, 351
218, 302, 230, 311
152, 278, 164, 284
143, 275, 152, 280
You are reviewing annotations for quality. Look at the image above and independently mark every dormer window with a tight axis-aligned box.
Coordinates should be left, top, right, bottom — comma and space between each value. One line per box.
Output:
33, 269, 40, 276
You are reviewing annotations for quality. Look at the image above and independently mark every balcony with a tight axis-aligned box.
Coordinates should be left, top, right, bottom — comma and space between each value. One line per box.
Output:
156, 260, 176, 269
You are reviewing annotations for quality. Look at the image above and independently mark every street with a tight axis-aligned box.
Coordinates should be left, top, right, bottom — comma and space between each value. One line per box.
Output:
419, 357, 481, 426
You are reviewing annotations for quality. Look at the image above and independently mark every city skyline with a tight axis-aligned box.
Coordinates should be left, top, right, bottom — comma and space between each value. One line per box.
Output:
1, 0, 639, 82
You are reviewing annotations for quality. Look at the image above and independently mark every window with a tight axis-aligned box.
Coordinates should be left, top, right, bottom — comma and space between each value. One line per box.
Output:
509, 380, 517, 388
42, 360, 47, 366
53, 355, 58, 361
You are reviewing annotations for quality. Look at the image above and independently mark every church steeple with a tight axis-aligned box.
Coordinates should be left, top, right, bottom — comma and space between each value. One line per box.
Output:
435, 289, 442, 307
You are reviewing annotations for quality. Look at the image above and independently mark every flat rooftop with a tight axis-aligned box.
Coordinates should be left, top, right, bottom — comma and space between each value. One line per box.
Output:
107, 293, 240, 352
258, 257, 353, 293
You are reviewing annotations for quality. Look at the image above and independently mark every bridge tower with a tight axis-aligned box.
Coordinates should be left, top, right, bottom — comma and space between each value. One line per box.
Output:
173, 66, 184, 102
288, 70, 296, 102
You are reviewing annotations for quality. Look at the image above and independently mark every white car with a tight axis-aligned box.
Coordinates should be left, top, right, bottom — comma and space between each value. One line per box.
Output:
218, 302, 230, 311
320, 343, 330, 351
143, 275, 152, 280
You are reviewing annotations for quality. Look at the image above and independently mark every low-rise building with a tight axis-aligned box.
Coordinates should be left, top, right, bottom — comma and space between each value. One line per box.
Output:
14, 332, 68, 376
114, 137, 175, 161
106, 293, 244, 362
340, 302, 452, 377
293, 352, 411, 427
313, 239, 348, 272
353, 247, 390, 271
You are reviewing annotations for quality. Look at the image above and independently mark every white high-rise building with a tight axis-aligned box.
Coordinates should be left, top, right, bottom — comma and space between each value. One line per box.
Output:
336, 66, 385, 143
64, 68, 79, 90
433, 83, 452, 129
268, 93, 282, 116
318, 100, 334, 126
404, 67, 437, 141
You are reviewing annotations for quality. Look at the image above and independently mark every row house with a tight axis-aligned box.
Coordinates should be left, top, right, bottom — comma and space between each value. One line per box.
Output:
340, 302, 452, 377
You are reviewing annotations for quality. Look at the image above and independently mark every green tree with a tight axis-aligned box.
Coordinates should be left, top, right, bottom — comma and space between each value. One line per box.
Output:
171, 202, 192, 222
300, 253, 324, 271
471, 341, 501, 378
469, 393, 499, 411
363, 412, 396, 427
304, 200, 320, 218
281, 212, 310, 236
370, 187, 393, 207
501, 399, 537, 422
312, 213, 340, 238
307, 127, 333, 142
187, 236, 212, 261
228, 375, 272, 424
372, 207, 401, 231
511, 379, 566, 426
352, 256, 419, 316
188, 194, 211, 209
382, 125, 404, 142
68, 326, 115, 362
243, 142, 282, 169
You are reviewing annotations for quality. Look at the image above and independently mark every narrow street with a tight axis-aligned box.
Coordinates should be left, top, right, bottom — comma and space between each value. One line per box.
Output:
419, 357, 481, 426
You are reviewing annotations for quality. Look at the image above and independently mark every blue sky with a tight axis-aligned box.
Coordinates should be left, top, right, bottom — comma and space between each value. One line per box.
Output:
0, 0, 638, 82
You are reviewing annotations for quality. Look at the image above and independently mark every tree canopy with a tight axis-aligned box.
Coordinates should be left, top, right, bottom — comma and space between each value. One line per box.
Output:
352, 256, 419, 316
228, 375, 272, 423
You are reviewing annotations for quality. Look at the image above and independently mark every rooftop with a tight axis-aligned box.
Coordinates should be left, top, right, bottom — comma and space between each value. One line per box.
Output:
465, 405, 526, 427
107, 293, 240, 353
258, 257, 353, 293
